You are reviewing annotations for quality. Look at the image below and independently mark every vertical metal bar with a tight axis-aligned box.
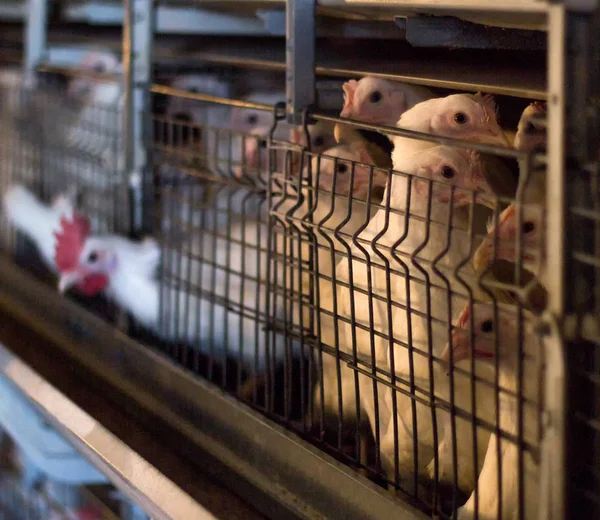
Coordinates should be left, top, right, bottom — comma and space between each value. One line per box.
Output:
123, 0, 155, 237
24, 0, 48, 83
546, 5, 566, 318
285, 0, 316, 125
539, 5, 567, 520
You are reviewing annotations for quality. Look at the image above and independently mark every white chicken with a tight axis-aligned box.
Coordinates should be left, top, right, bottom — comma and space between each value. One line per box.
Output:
334, 93, 511, 491
65, 51, 123, 175
341, 77, 435, 126
441, 302, 542, 520
473, 102, 547, 303
3, 183, 296, 372
270, 141, 388, 428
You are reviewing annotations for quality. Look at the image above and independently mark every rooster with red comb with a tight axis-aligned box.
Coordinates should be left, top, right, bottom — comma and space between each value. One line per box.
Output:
4, 184, 297, 371
3, 184, 160, 327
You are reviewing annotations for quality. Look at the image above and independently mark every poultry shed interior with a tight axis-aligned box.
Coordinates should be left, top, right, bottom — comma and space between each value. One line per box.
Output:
0, 0, 597, 519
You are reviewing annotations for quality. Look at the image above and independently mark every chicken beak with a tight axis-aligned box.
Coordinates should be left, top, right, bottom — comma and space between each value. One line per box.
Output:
441, 330, 470, 369
475, 191, 497, 210
58, 271, 83, 293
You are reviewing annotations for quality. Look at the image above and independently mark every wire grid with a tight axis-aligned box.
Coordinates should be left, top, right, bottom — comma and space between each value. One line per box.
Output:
0, 67, 128, 328
147, 82, 550, 517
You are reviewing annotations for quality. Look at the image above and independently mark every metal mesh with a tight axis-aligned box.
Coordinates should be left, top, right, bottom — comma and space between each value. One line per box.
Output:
0, 67, 128, 326
0, 18, 580, 517
142, 81, 550, 519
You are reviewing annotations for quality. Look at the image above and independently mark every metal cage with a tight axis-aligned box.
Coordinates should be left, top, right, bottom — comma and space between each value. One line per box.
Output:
0, 1, 597, 520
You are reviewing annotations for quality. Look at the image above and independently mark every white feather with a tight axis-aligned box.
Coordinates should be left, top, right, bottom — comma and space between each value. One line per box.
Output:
3, 185, 73, 270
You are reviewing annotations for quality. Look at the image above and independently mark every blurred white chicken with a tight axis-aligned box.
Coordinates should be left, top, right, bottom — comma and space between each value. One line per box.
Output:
229, 91, 289, 182
230, 91, 337, 182
341, 77, 435, 126
441, 302, 542, 520
165, 74, 231, 127
334, 93, 511, 491
65, 51, 123, 175
162, 73, 233, 178
3, 183, 295, 371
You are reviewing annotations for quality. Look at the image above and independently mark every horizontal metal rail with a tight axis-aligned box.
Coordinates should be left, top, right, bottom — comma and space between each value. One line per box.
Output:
0, 343, 217, 520
0, 255, 428, 520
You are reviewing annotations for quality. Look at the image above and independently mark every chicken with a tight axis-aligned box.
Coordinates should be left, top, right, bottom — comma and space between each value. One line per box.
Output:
230, 92, 336, 182
327, 95, 514, 490
333, 123, 393, 171
473, 102, 547, 308
270, 141, 388, 429
3, 183, 298, 371
513, 102, 547, 154
65, 51, 123, 168
165, 74, 231, 127
441, 302, 542, 520
290, 120, 337, 155
163, 73, 234, 172
328, 142, 501, 490
229, 91, 289, 182
340, 77, 435, 126
391, 94, 510, 163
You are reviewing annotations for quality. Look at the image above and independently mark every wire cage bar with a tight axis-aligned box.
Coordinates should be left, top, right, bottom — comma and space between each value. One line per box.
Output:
0, 1, 597, 520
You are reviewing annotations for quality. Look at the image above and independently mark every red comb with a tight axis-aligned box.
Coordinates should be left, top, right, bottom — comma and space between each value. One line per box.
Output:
54, 213, 91, 272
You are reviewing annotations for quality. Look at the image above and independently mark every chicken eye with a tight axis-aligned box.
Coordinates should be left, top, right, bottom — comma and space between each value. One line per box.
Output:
525, 122, 537, 134
93, 63, 106, 74
522, 221, 535, 234
441, 166, 455, 179
247, 114, 258, 126
336, 163, 349, 174
87, 251, 99, 263
454, 112, 468, 125
313, 136, 325, 148
188, 87, 200, 94
259, 140, 267, 149
369, 91, 382, 104
481, 319, 494, 333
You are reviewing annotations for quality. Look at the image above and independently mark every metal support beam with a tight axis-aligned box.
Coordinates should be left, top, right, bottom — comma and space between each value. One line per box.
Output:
285, 0, 316, 125
0, 257, 428, 520
24, 0, 49, 84
0, 344, 217, 520
123, 0, 155, 237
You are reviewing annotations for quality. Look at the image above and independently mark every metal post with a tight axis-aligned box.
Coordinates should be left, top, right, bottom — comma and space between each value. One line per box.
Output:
285, 0, 316, 125
544, 4, 600, 520
123, 0, 155, 237
24, 0, 49, 84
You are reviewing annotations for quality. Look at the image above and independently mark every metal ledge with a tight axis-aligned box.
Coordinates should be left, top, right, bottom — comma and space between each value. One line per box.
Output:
0, 343, 217, 520
0, 255, 428, 520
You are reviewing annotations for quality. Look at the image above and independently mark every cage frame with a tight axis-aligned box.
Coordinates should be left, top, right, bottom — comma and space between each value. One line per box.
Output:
0, 0, 596, 519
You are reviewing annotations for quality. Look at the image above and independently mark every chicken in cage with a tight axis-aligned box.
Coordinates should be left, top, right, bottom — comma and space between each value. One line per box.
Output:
0, 1, 599, 519
0, 71, 549, 518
